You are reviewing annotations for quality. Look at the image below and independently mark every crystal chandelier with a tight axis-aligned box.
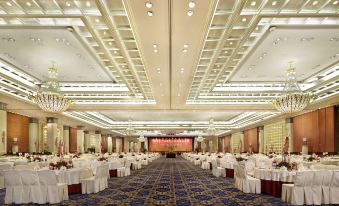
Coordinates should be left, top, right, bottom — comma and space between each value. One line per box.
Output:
197, 135, 204, 142
125, 119, 135, 136
138, 134, 146, 142
206, 118, 217, 136
272, 63, 311, 113
30, 65, 72, 113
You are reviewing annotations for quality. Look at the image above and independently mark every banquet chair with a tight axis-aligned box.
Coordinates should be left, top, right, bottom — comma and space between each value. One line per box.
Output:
281, 171, 305, 205
201, 159, 210, 170
211, 159, 225, 177
0, 164, 12, 189
321, 170, 333, 204
329, 170, 339, 204
19, 169, 43, 204
311, 170, 326, 205
4, 170, 23, 204
81, 165, 108, 194
124, 160, 133, 176
38, 170, 68, 204
99, 164, 109, 191
303, 170, 314, 205
239, 165, 261, 194
234, 164, 241, 190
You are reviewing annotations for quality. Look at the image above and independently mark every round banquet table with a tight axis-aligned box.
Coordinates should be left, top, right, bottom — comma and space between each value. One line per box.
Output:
253, 168, 296, 197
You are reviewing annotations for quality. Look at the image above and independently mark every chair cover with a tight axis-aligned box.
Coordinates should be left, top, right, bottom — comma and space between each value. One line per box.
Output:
38, 170, 68, 204
19, 170, 43, 204
4, 170, 23, 204
303, 170, 314, 205
329, 170, 339, 204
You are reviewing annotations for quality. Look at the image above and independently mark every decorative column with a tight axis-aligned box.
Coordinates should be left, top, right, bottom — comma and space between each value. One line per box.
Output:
286, 118, 293, 153
63, 126, 70, 154
258, 126, 264, 154
84, 131, 90, 152
95, 131, 101, 153
77, 126, 85, 153
46, 117, 58, 153
0, 102, 7, 155
240, 132, 245, 153
107, 135, 112, 153
29, 118, 39, 153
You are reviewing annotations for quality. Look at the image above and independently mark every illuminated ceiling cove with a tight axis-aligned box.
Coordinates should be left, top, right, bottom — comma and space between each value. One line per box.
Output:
0, 0, 338, 136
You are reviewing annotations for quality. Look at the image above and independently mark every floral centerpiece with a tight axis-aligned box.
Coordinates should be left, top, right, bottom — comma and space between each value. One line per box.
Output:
236, 157, 245, 162
72, 154, 80, 158
217, 155, 222, 158
196, 158, 199, 160
33, 157, 43, 162
119, 154, 124, 158
97, 157, 107, 161
49, 160, 73, 170
305, 153, 320, 162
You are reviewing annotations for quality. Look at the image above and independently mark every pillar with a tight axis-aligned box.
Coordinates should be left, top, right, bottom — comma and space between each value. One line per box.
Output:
46, 117, 58, 153
84, 131, 90, 152
77, 126, 85, 153
29, 118, 39, 153
63, 126, 70, 154
240, 132, 245, 153
95, 130, 101, 153
107, 135, 112, 153
144, 137, 148, 152
286, 118, 293, 153
0, 102, 7, 155
258, 126, 264, 154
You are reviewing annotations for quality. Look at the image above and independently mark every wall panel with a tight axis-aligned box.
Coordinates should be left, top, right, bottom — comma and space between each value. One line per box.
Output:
244, 127, 258, 153
7, 112, 29, 153
69, 127, 77, 153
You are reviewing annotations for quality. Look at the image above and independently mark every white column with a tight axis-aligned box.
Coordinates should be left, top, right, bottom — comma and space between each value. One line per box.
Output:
0, 103, 7, 155
144, 137, 148, 152
258, 126, 264, 154
107, 135, 112, 153
63, 126, 70, 154
286, 118, 294, 153
116, 138, 122, 153
240, 132, 245, 153
29, 118, 39, 153
95, 131, 101, 153
46, 117, 58, 153
84, 131, 90, 152
77, 126, 85, 153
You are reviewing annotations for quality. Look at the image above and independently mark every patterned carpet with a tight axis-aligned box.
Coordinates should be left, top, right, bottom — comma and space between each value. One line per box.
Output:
0, 156, 290, 206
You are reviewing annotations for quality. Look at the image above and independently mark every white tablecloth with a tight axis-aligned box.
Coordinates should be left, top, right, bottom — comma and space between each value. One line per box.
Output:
253, 168, 296, 182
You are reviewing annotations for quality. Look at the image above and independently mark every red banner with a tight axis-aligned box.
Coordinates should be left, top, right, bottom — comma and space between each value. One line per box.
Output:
148, 137, 193, 152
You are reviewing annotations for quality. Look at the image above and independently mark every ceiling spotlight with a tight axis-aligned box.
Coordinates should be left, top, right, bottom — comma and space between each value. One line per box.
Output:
242, 17, 247, 22
229, 42, 233, 45
65, 1, 71, 7
86, 1, 91, 7
187, 10, 193, 16
272, 1, 277, 6
145, 2, 152, 9
153, 44, 157, 48
250, 1, 256, 6
156, 68, 161, 73
95, 18, 100, 23
312, 1, 318, 5
183, 44, 188, 48
6, 1, 12, 6
188, 1, 196, 8
182, 49, 188, 53
147, 11, 153, 16
154, 49, 158, 52
26, 1, 32, 6
108, 42, 112, 45
113, 50, 118, 54
180, 68, 184, 73
333, 0, 338, 5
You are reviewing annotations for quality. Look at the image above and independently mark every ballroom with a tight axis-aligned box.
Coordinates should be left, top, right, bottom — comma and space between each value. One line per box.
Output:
0, 0, 338, 205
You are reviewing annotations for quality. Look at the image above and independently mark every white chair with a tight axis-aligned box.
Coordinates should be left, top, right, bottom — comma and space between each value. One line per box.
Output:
311, 170, 325, 205
99, 164, 109, 191
201, 161, 209, 170
234, 164, 242, 190
19, 170, 43, 204
0, 164, 12, 189
38, 170, 68, 204
125, 160, 132, 176
4, 170, 23, 204
329, 170, 339, 204
81, 165, 107, 194
321, 170, 332, 204
211, 160, 225, 177
239, 165, 261, 194
303, 170, 314, 205
282, 171, 305, 205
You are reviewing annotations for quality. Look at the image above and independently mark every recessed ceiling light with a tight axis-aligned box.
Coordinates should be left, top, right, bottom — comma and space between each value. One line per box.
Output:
95, 19, 100, 23
153, 44, 157, 48
86, 1, 91, 7
108, 42, 112, 45
272, 1, 277, 6
250, 1, 256, 6
26, 1, 32, 6
224, 51, 228, 54
145, 2, 152, 9
242, 17, 247, 22
182, 49, 188, 53
66, 1, 71, 7
178, 93, 181, 97
188, 1, 195, 8
154, 49, 158, 52
6, 1, 12, 6
113, 50, 118, 54
147, 11, 153, 16
229, 42, 233, 45
312, 1, 318, 5
187, 10, 193, 16
333, 0, 338, 5
103, 31, 106, 35
183, 44, 188, 48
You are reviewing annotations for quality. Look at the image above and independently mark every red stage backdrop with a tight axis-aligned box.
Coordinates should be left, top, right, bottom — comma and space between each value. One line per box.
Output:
148, 137, 193, 152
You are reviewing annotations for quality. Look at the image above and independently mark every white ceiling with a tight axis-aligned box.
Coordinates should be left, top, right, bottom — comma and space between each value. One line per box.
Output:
0, 0, 338, 135
0, 28, 111, 82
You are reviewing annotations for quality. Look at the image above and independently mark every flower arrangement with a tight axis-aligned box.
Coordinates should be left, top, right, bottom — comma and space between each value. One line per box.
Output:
119, 155, 124, 158
306, 153, 320, 162
217, 155, 222, 158
72, 154, 80, 158
236, 157, 245, 162
97, 157, 107, 161
33, 157, 43, 162
196, 158, 199, 160
49, 160, 73, 170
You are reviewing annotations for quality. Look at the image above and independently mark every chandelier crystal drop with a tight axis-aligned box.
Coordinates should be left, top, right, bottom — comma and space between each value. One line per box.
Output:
272, 63, 311, 113
30, 65, 72, 113
138, 134, 146, 142
125, 119, 135, 136
197, 135, 204, 142
206, 118, 217, 136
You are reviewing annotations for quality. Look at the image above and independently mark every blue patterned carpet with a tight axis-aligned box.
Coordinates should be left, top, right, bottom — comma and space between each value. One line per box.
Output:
0, 156, 290, 205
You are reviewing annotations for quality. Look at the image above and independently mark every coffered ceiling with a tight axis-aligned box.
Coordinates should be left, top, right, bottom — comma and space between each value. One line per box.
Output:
0, 0, 338, 136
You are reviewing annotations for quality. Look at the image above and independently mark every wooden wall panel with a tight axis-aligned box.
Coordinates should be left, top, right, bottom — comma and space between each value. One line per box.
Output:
293, 106, 337, 153
7, 112, 29, 153
244, 128, 258, 153
69, 127, 77, 153
223, 136, 231, 152
101, 135, 108, 152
